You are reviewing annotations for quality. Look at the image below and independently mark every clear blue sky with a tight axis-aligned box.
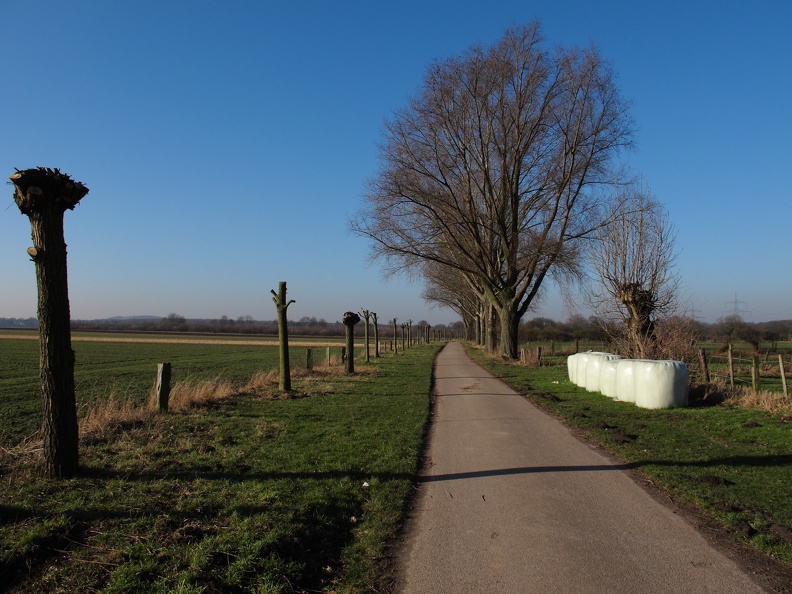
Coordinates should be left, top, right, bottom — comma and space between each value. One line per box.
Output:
1, 0, 790, 324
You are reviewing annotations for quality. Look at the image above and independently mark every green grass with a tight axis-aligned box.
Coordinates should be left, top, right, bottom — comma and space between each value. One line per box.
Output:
1, 341, 442, 593
0, 335, 354, 448
466, 345, 792, 567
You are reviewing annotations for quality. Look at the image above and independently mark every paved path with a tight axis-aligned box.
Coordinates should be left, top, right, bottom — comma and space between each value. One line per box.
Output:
396, 342, 766, 593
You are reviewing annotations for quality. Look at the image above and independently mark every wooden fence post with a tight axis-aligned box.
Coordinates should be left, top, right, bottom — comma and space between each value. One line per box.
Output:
728, 344, 735, 388
326, 346, 331, 367
156, 363, 171, 412
779, 354, 788, 397
537, 346, 543, 367
306, 348, 313, 371
698, 349, 710, 383
341, 346, 346, 363
574, 340, 579, 354
752, 354, 760, 392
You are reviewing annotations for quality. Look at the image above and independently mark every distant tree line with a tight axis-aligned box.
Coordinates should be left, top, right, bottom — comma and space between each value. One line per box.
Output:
57, 315, 460, 338
0, 317, 38, 328
6, 314, 789, 349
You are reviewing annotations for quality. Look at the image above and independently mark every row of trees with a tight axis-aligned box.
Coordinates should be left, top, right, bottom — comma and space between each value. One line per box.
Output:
351, 22, 636, 358
352, 21, 694, 361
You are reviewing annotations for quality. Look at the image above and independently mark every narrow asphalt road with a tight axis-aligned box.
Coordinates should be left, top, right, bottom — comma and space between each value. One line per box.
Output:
395, 342, 766, 593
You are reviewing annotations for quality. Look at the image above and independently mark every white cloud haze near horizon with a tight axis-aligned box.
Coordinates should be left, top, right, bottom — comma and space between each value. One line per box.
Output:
1, 1, 791, 326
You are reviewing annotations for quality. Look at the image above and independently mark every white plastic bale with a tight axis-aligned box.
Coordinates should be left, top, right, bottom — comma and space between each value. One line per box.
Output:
600, 359, 622, 398
573, 353, 594, 386
574, 352, 602, 386
567, 353, 579, 383
634, 360, 689, 409
615, 360, 638, 403
584, 354, 623, 393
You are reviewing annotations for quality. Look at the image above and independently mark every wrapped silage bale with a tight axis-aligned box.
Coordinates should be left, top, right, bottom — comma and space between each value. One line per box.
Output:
572, 352, 600, 386
584, 354, 624, 393
567, 352, 619, 388
567, 353, 580, 383
615, 359, 639, 403
600, 358, 622, 398
634, 360, 689, 409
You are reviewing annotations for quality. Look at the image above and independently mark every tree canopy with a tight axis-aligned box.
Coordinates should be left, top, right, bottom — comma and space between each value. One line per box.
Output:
352, 22, 634, 357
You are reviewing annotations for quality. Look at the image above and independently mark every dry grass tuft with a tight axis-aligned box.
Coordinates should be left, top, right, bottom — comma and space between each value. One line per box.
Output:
166, 376, 236, 410
81, 387, 155, 436
0, 432, 42, 472
724, 385, 792, 415
242, 369, 279, 394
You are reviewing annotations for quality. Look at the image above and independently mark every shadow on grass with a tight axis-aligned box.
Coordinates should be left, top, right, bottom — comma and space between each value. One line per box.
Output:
629, 454, 792, 469
0, 484, 363, 592
77, 465, 414, 483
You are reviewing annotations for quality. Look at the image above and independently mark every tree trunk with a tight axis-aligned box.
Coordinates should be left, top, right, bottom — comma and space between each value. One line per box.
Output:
361, 310, 371, 362
33, 203, 79, 477
498, 304, 520, 360
373, 313, 380, 358
484, 302, 498, 354
271, 282, 295, 391
12, 168, 89, 479
342, 312, 360, 374
392, 318, 398, 353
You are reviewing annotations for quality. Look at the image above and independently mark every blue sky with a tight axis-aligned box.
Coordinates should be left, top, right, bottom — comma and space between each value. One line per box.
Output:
1, 1, 790, 324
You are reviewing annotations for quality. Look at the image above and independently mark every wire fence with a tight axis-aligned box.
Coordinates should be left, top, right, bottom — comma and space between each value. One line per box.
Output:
518, 341, 791, 397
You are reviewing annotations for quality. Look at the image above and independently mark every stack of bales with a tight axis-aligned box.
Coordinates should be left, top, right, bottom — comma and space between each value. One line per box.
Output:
567, 352, 688, 409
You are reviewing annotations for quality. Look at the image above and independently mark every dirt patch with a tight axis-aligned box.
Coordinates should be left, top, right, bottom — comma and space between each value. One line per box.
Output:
689, 474, 735, 487
533, 391, 561, 403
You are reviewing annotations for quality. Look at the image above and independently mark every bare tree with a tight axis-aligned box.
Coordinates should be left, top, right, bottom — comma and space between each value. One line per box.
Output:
422, 261, 484, 344
11, 167, 89, 477
352, 22, 633, 358
587, 183, 681, 358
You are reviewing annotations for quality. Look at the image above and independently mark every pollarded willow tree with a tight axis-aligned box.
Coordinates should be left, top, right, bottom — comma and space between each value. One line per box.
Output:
11, 167, 89, 478
587, 183, 681, 359
271, 282, 295, 392
351, 22, 634, 358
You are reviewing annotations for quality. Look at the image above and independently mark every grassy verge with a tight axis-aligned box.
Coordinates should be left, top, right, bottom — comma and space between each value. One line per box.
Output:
465, 345, 792, 567
1, 344, 442, 593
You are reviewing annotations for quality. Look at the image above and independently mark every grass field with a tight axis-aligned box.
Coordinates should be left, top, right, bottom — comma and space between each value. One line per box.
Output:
1, 335, 442, 593
1, 332, 353, 449
466, 345, 792, 570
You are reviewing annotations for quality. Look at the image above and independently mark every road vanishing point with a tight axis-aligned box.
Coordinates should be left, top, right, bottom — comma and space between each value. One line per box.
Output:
395, 342, 772, 593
